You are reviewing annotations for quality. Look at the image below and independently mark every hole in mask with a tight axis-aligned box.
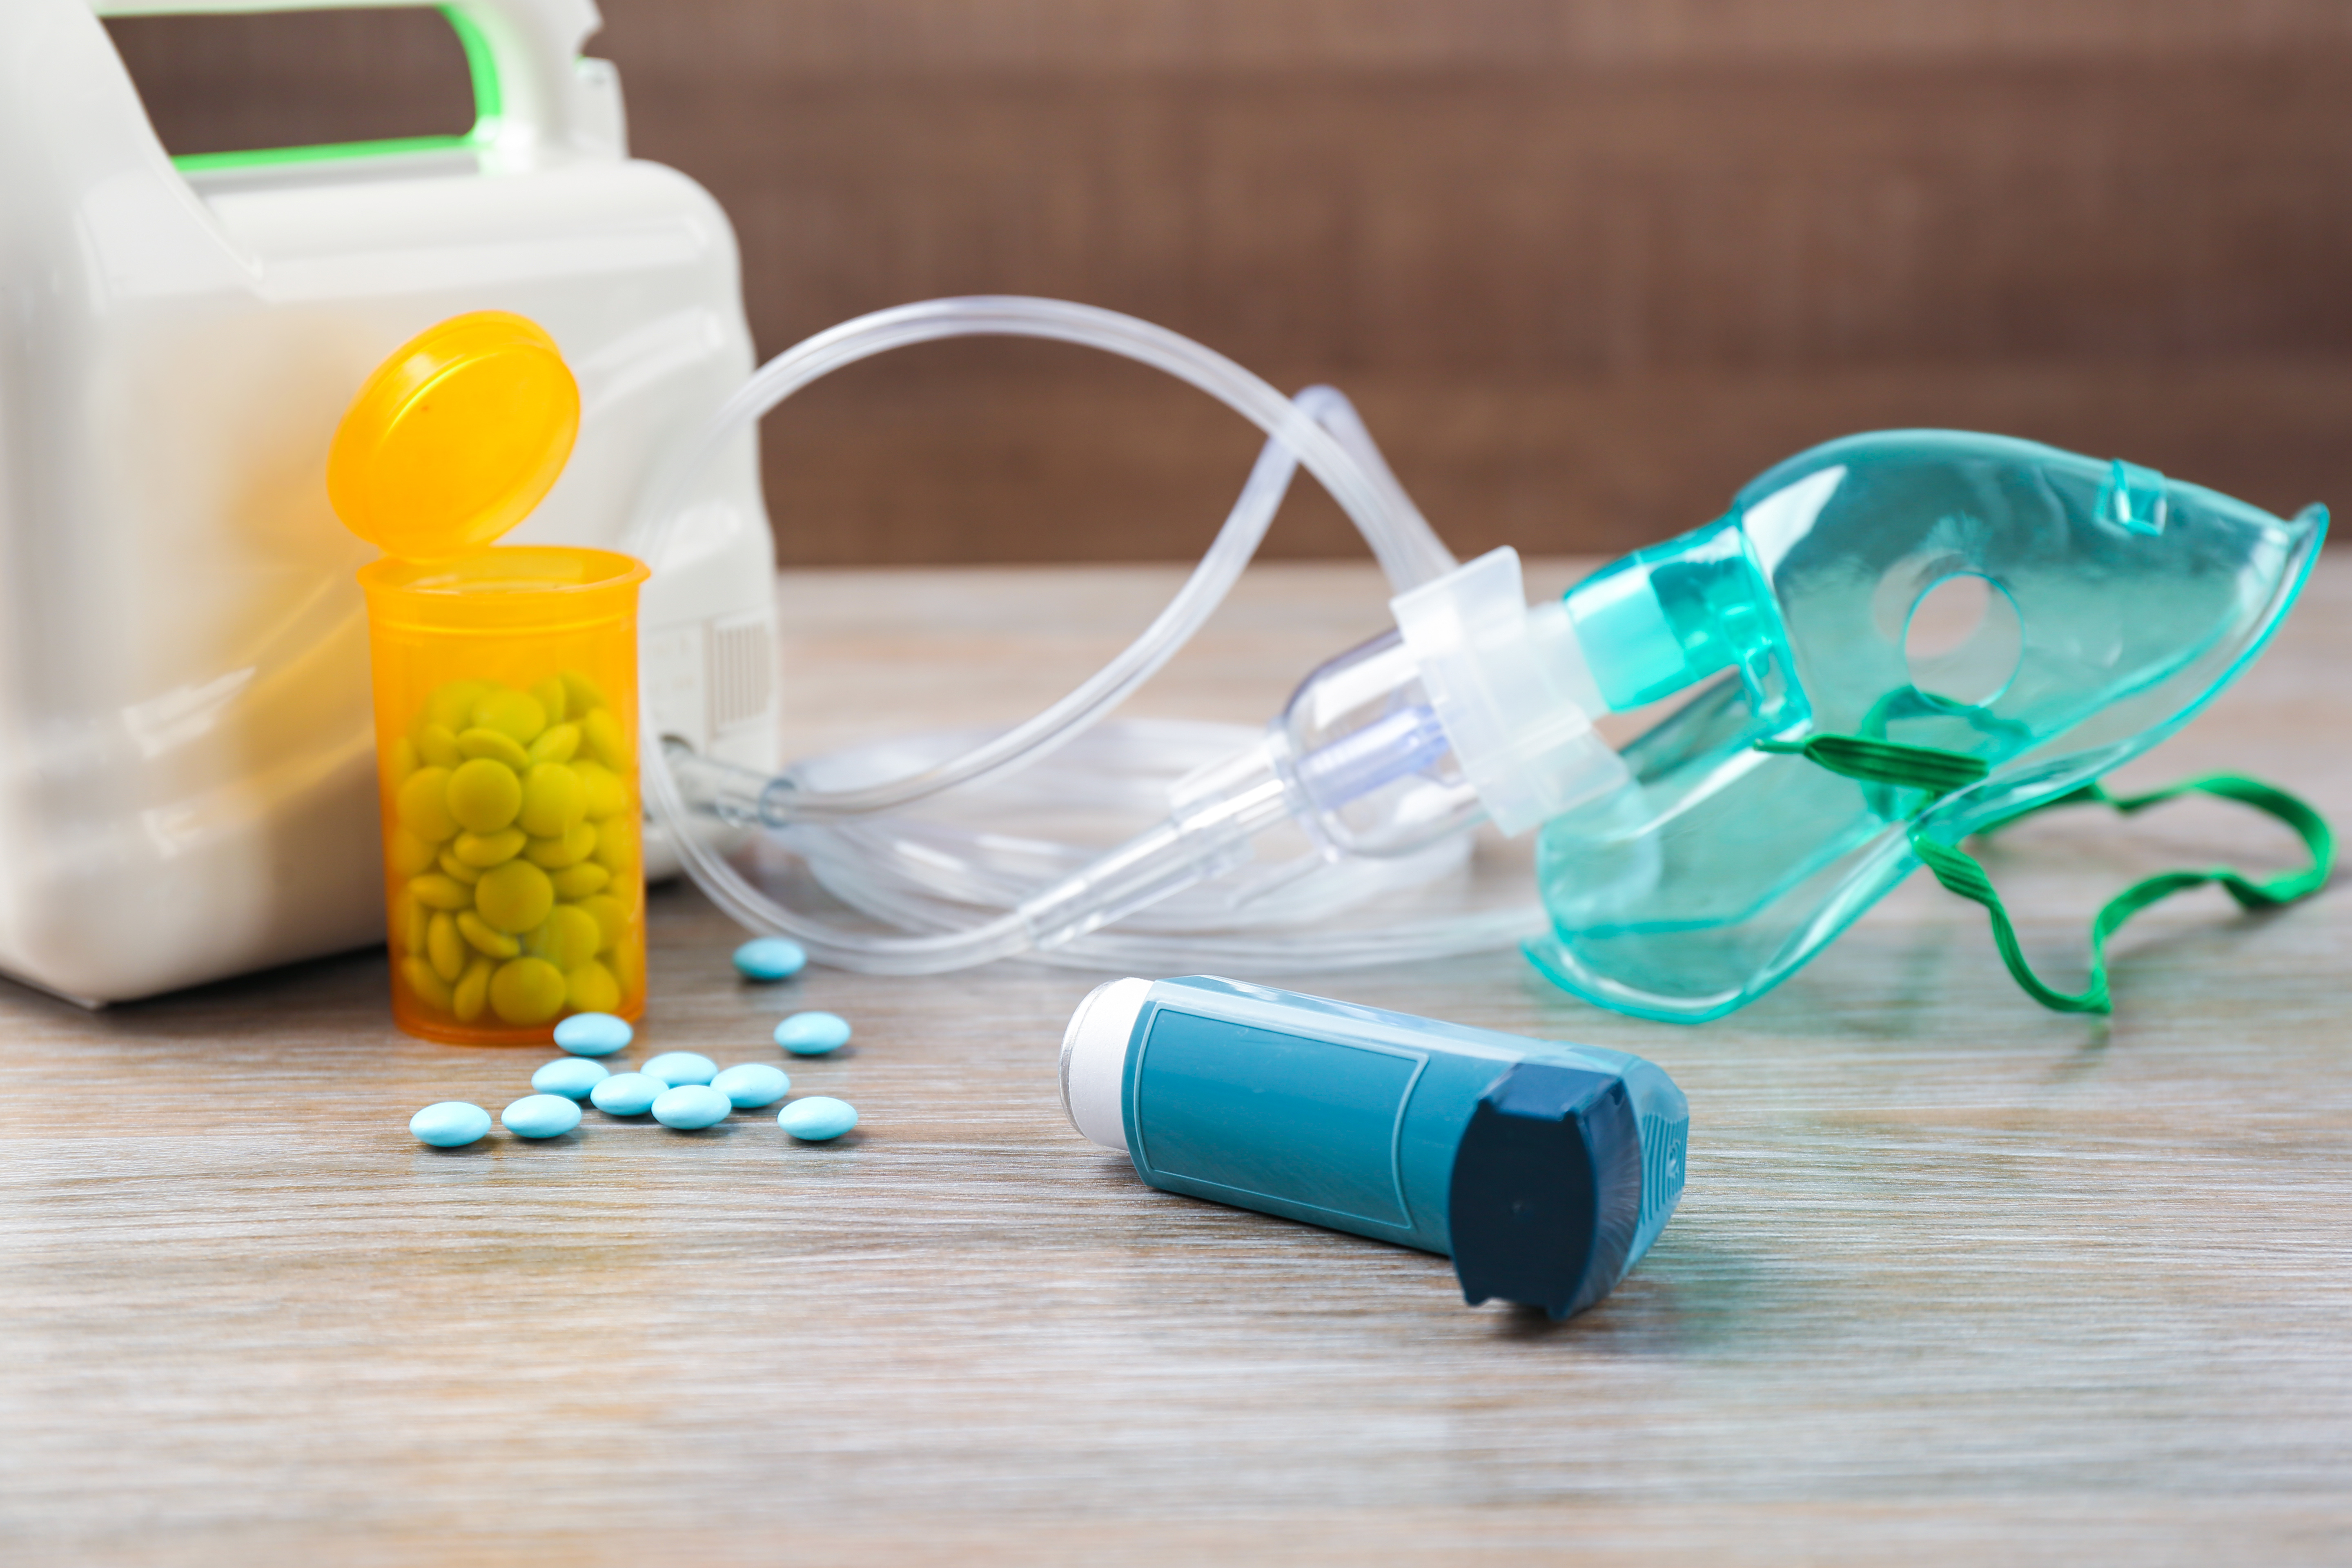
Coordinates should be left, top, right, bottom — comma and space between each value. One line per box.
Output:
1903, 572, 2021, 707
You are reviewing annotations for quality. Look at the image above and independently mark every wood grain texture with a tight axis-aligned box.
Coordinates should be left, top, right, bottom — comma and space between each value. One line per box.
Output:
4, 556, 2348, 1564
101, 2, 2352, 563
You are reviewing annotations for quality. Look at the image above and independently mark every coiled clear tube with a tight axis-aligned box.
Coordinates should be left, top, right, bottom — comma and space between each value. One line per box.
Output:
626, 296, 1550, 973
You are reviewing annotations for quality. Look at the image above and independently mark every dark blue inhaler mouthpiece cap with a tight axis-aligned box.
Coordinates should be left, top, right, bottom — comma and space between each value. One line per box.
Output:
1446, 1061, 1645, 1320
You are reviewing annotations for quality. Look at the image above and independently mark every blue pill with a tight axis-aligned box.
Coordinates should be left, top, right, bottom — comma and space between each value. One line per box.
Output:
733, 937, 808, 982
777, 1096, 858, 1142
651, 1084, 732, 1130
589, 1071, 665, 1116
774, 1011, 851, 1056
501, 1094, 583, 1139
532, 1057, 611, 1098
642, 1051, 717, 1087
711, 1062, 789, 1108
410, 1101, 491, 1148
553, 1013, 633, 1057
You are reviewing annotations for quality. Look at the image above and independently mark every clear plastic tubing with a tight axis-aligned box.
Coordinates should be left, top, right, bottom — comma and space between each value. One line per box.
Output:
624, 296, 1549, 975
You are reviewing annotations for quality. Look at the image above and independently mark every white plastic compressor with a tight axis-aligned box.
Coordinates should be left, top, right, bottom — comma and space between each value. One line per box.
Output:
0, 0, 780, 1004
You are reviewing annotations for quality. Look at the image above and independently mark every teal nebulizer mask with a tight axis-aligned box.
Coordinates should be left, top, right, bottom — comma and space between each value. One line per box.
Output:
639, 298, 2330, 1020
1519, 431, 2329, 1021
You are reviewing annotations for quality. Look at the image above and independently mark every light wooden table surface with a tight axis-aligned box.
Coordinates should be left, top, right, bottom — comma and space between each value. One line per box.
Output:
5, 558, 2347, 1566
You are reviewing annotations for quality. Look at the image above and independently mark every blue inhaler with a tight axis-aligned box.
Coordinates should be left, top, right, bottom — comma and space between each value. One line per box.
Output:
1060, 976, 1688, 1319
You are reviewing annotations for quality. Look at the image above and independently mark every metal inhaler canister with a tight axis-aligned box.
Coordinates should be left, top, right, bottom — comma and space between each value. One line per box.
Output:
1060, 976, 1688, 1319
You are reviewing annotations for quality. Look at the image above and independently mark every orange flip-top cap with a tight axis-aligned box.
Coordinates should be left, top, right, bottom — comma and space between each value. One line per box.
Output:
327, 310, 580, 562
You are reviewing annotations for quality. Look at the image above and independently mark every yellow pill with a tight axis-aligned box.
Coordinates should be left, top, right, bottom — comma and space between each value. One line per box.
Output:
519, 763, 587, 839
577, 893, 630, 952
453, 827, 527, 868
409, 873, 472, 911
474, 858, 555, 934
527, 722, 580, 766
388, 828, 437, 877
425, 679, 492, 735
610, 941, 644, 1001
457, 910, 521, 958
593, 818, 640, 877
402, 956, 453, 1011
605, 870, 641, 913
490, 956, 566, 1025
427, 911, 467, 984
387, 737, 420, 787
396, 889, 429, 958
437, 850, 483, 886
415, 723, 463, 770
561, 670, 606, 715
550, 861, 610, 900
452, 956, 493, 1023
396, 766, 457, 844
473, 688, 547, 746
456, 727, 532, 768
532, 677, 569, 725
573, 760, 628, 820
446, 757, 521, 835
524, 820, 598, 869
530, 904, 603, 971
581, 706, 630, 768
566, 959, 621, 1015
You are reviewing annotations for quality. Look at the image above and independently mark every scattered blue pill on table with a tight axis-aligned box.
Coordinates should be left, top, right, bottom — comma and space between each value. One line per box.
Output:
410, 1101, 491, 1148
651, 1084, 733, 1130
774, 1011, 851, 1056
733, 937, 808, 982
501, 1094, 584, 1139
589, 1071, 665, 1116
553, 1013, 633, 1056
531, 1057, 611, 1098
777, 1096, 858, 1141
642, 1051, 717, 1087
711, 1062, 789, 1108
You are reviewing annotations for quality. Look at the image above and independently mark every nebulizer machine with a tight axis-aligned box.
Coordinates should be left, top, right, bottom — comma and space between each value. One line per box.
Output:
0, 0, 777, 1006
3, 0, 2329, 1028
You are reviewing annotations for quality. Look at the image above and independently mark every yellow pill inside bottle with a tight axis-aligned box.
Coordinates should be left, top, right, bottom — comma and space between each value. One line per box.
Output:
566, 960, 621, 1015
528, 723, 580, 766
474, 858, 555, 935
457, 910, 521, 959
415, 724, 463, 769
524, 820, 599, 870
530, 904, 604, 971
397, 768, 458, 844
456, 728, 532, 768
490, 956, 568, 1025
452, 827, 527, 868
446, 757, 522, 836
452, 956, 494, 1023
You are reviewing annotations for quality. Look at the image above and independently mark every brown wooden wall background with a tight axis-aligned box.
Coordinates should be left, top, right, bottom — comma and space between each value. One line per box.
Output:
109, 1, 2352, 566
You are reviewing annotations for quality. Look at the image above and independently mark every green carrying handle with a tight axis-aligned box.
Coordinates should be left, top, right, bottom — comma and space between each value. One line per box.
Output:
92, 0, 623, 171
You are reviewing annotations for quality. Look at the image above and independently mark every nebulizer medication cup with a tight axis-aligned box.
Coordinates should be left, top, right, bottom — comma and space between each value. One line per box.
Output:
335, 312, 652, 1045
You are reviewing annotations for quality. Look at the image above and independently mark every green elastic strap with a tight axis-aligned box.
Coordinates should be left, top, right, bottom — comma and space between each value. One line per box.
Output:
1758, 734, 2335, 1015
1755, 733, 1989, 797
